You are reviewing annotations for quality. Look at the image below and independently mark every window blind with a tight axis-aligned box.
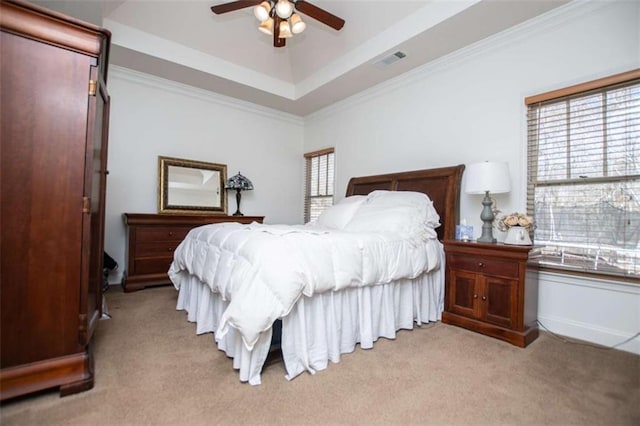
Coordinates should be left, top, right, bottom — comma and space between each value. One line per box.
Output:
526, 70, 640, 278
304, 148, 335, 223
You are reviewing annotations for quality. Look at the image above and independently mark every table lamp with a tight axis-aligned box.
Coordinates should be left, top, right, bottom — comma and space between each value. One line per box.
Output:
225, 172, 254, 216
464, 161, 511, 243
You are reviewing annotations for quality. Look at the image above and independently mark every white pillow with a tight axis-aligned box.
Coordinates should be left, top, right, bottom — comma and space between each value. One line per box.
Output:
343, 190, 440, 236
316, 195, 366, 229
365, 190, 440, 226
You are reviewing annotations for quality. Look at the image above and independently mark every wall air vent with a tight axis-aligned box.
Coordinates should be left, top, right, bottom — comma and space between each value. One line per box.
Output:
374, 51, 407, 68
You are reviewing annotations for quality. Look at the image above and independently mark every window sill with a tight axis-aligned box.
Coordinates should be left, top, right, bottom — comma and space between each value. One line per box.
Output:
528, 259, 639, 284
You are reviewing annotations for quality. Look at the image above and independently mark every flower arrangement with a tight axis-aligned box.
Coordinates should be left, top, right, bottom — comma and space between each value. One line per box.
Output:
496, 212, 535, 233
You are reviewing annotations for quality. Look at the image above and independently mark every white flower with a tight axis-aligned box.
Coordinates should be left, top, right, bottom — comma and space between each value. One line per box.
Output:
496, 212, 535, 233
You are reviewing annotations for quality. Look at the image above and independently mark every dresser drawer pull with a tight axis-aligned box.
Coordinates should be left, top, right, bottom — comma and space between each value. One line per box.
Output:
477, 262, 485, 268
481, 296, 487, 301
168, 232, 174, 236
168, 247, 173, 251
473, 294, 478, 299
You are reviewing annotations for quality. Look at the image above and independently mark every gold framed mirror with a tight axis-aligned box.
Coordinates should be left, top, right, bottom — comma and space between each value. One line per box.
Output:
158, 156, 227, 215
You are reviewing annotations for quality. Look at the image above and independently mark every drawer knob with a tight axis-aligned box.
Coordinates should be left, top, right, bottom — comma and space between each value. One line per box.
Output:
168, 232, 174, 236
481, 296, 487, 301
477, 262, 485, 268
473, 294, 478, 299
168, 247, 173, 251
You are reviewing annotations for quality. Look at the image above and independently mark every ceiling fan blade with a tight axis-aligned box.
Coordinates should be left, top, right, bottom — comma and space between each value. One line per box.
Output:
273, 15, 286, 47
295, 0, 345, 31
210, 1, 262, 15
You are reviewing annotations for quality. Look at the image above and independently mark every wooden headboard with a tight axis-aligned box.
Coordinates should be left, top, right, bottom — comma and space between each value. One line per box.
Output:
345, 165, 465, 241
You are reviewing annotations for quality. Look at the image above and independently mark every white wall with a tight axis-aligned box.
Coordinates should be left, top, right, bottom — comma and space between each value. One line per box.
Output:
103, 1, 638, 353
538, 271, 640, 354
304, 0, 640, 353
306, 1, 638, 224
104, 67, 305, 283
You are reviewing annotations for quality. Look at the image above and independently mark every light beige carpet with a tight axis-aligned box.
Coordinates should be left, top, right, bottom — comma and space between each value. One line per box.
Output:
1, 285, 638, 425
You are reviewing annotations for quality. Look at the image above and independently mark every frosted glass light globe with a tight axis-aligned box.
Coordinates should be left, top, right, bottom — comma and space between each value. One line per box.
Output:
290, 13, 306, 34
275, 0, 293, 19
253, 2, 271, 22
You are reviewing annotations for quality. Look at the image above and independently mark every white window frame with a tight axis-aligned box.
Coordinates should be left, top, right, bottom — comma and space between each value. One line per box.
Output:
304, 148, 335, 223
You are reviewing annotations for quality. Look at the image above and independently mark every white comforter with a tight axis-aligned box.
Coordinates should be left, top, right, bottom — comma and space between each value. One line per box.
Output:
168, 222, 441, 351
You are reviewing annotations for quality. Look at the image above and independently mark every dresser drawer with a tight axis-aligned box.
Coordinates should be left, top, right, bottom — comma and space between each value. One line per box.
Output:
135, 241, 181, 257
136, 226, 190, 242
123, 213, 264, 292
132, 256, 174, 276
448, 255, 519, 278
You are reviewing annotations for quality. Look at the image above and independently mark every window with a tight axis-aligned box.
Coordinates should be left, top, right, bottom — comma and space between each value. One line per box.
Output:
526, 70, 640, 278
304, 148, 335, 223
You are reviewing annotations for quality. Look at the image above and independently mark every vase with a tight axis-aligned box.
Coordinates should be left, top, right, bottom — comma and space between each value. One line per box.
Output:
504, 226, 532, 245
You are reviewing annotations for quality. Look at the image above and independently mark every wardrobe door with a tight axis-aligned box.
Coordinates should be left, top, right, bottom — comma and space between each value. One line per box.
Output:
0, 32, 92, 366
80, 67, 109, 345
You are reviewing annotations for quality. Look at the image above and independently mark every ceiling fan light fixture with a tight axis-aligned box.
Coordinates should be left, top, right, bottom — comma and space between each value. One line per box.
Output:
279, 20, 293, 38
210, 0, 344, 48
290, 13, 306, 34
253, 1, 271, 22
275, 0, 294, 19
258, 17, 274, 35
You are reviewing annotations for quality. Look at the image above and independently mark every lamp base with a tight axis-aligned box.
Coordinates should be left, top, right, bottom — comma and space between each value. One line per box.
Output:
477, 235, 496, 243
477, 190, 496, 243
232, 189, 244, 216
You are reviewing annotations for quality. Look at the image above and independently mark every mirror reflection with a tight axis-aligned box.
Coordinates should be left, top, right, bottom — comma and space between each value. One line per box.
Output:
158, 156, 227, 215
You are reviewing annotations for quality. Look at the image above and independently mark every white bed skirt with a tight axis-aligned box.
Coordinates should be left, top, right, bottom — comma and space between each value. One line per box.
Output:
175, 254, 444, 385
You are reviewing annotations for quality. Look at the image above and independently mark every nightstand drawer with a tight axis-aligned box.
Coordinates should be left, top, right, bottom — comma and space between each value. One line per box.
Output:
136, 227, 190, 242
448, 256, 519, 278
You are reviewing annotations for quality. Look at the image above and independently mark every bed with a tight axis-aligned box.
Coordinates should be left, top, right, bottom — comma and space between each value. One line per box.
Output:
169, 165, 464, 385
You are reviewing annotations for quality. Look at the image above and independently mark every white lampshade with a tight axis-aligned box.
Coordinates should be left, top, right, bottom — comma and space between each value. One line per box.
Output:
290, 13, 306, 34
464, 161, 511, 194
275, 0, 293, 19
258, 17, 274, 35
279, 20, 293, 38
253, 1, 271, 22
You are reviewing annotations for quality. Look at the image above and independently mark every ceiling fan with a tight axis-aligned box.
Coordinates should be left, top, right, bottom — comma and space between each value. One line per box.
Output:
211, 0, 345, 48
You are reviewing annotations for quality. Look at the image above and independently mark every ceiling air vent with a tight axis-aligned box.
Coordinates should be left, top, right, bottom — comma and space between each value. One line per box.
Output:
375, 51, 407, 68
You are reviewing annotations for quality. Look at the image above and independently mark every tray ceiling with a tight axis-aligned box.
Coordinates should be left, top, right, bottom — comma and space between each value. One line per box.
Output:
36, 0, 570, 116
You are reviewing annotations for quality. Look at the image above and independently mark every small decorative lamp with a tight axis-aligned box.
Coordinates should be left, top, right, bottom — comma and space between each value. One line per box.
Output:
464, 161, 511, 243
225, 172, 254, 216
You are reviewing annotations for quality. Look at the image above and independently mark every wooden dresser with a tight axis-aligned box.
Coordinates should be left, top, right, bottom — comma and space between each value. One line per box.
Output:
123, 214, 264, 292
442, 240, 539, 347
1, 1, 111, 400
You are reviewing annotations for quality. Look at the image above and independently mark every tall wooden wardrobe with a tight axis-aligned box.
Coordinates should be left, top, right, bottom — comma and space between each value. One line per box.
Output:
0, 0, 111, 400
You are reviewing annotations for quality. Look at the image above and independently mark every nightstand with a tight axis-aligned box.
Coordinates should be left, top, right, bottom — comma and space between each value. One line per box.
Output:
442, 240, 539, 347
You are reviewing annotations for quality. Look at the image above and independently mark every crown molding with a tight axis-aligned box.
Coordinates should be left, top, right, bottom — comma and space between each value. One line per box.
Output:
305, 0, 611, 123
104, 18, 294, 99
109, 65, 304, 127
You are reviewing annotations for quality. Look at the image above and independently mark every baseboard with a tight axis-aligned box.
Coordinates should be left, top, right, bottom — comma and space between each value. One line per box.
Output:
537, 314, 640, 355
